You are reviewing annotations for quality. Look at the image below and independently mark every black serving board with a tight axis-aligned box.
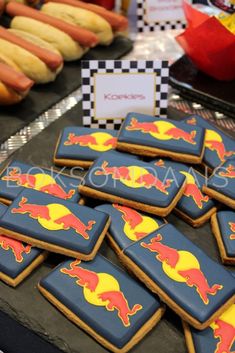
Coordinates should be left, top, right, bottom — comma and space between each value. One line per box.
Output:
169, 55, 235, 118
0, 13, 133, 144
0, 104, 233, 353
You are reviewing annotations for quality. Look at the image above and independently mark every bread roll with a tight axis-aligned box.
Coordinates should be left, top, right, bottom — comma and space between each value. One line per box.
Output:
8, 28, 63, 73
0, 53, 31, 105
41, 2, 113, 45
0, 38, 58, 83
11, 16, 85, 61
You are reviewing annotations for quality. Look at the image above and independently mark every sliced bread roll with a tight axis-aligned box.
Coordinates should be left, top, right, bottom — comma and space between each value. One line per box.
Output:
8, 28, 63, 73
11, 16, 85, 61
0, 38, 58, 83
41, 2, 113, 46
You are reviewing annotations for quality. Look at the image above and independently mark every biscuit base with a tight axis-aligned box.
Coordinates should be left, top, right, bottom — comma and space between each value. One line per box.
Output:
174, 207, 217, 228
202, 186, 235, 210
38, 284, 165, 353
116, 142, 204, 164
211, 214, 235, 265
54, 157, 94, 169
118, 252, 235, 330
78, 180, 187, 217
0, 251, 48, 287
0, 197, 84, 206
182, 321, 196, 353
0, 217, 110, 261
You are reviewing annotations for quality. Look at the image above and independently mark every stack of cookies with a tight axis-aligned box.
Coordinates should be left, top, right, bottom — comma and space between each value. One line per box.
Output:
0, 112, 234, 353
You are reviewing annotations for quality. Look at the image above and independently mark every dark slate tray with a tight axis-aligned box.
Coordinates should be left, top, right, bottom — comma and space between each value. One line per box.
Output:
0, 30, 133, 145
0, 104, 234, 353
169, 55, 235, 118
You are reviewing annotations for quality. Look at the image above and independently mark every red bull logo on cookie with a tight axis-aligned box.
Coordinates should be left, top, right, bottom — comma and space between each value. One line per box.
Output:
219, 165, 235, 178
2, 167, 75, 200
205, 130, 235, 162
95, 161, 172, 195
0, 234, 31, 262
229, 222, 235, 240
154, 160, 209, 209
64, 132, 117, 152
113, 204, 161, 241
61, 260, 142, 327
12, 197, 95, 240
141, 234, 223, 304
126, 118, 197, 144
210, 304, 235, 353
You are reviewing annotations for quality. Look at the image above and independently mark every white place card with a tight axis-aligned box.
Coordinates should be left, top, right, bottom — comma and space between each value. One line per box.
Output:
137, 0, 186, 32
82, 60, 169, 129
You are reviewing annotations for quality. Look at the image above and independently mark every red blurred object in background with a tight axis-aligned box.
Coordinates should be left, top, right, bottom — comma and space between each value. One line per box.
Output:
0, 0, 5, 15
82, 0, 115, 10
176, 1, 235, 81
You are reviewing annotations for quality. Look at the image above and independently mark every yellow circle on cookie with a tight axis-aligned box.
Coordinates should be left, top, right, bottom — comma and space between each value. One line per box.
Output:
162, 250, 200, 283
149, 121, 177, 141
180, 171, 195, 184
124, 216, 160, 241
30, 174, 56, 190
210, 304, 235, 329
83, 273, 120, 306
88, 132, 116, 152
119, 166, 150, 188
205, 130, 222, 144
38, 203, 70, 231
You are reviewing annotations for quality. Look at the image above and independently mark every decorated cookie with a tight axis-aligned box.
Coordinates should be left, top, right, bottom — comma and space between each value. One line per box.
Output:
183, 303, 235, 353
184, 115, 235, 171
116, 113, 205, 163
0, 189, 110, 260
121, 223, 235, 330
0, 160, 82, 205
0, 202, 47, 287
95, 203, 166, 254
203, 157, 235, 209
79, 151, 187, 217
211, 210, 235, 264
54, 127, 118, 168
151, 159, 217, 227
38, 254, 164, 353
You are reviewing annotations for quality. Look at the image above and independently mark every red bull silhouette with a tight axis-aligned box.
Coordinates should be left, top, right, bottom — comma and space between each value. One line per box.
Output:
141, 235, 180, 269
12, 197, 51, 220
186, 117, 197, 125
164, 127, 197, 144
141, 234, 223, 304
219, 164, 235, 178
2, 167, 75, 200
135, 173, 172, 194
95, 161, 132, 180
103, 137, 117, 148
61, 260, 142, 326
206, 141, 235, 162
229, 222, 235, 240
213, 318, 235, 353
126, 118, 160, 133
184, 183, 209, 209
61, 260, 99, 291
95, 162, 172, 194
54, 214, 95, 240
126, 118, 197, 144
98, 290, 142, 327
12, 197, 95, 239
113, 204, 147, 239
64, 133, 98, 146
0, 234, 31, 262
178, 268, 223, 305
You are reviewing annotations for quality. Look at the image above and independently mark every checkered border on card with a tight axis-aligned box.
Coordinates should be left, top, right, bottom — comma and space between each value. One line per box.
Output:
82, 60, 169, 129
137, 0, 186, 32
